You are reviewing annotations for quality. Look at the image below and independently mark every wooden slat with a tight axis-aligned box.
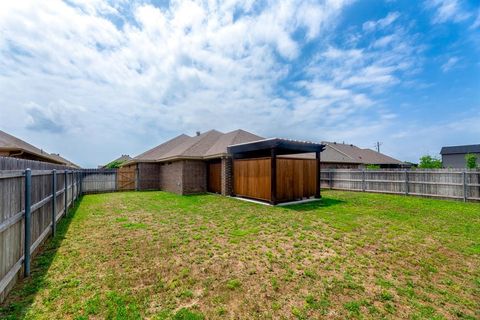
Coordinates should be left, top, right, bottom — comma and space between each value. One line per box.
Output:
0, 211, 23, 233
233, 158, 271, 201
0, 257, 23, 294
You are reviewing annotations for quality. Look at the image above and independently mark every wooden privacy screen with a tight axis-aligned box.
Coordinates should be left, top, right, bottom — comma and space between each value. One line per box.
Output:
233, 157, 318, 203
233, 158, 272, 201
208, 162, 222, 194
276, 158, 317, 202
117, 166, 136, 191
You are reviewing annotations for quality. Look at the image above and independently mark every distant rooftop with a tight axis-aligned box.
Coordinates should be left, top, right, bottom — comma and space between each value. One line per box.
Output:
440, 144, 480, 155
0, 129, 79, 167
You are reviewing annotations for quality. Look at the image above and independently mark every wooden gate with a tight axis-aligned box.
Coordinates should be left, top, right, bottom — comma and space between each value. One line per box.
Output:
117, 166, 136, 191
233, 158, 271, 201
208, 161, 222, 193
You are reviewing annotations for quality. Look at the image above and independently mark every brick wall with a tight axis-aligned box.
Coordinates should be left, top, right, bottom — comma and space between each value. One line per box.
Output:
182, 160, 207, 194
221, 157, 233, 196
159, 161, 183, 194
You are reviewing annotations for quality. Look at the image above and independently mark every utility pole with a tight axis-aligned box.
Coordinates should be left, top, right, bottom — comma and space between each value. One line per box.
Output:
375, 141, 383, 153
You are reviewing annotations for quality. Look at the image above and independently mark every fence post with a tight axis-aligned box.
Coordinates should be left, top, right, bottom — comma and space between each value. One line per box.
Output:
79, 171, 83, 195
404, 169, 409, 195
24, 168, 32, 277
72, 171, 75, 203
362, 169, 366, 192
463, 170, 467, 202
64, 170, 68, 216
52, 169, 57, 236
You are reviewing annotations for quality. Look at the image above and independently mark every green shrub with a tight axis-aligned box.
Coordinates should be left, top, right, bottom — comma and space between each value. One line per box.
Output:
418, 155, 442, 169
465, 154, 478, 169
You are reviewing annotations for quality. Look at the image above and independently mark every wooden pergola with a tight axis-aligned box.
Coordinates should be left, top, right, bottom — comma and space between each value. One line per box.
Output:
228, 138, 326, 205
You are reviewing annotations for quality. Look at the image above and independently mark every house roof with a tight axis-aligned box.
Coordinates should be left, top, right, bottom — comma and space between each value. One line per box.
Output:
440, 144, 480, 155
280, 142, 403, 165
128, 129, 264, 163
0, 129, 78, 167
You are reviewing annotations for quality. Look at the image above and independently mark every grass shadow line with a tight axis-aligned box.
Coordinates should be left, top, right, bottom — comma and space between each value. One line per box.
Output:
282, 197, 346, 211
0, 197, 83, 320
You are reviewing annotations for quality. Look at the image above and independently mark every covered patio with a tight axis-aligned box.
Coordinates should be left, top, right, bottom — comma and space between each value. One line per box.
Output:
228, 138, 326, 205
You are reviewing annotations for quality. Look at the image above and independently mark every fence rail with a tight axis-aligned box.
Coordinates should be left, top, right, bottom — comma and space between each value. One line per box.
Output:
0, 169, 81, 302
320, 169, 480, 201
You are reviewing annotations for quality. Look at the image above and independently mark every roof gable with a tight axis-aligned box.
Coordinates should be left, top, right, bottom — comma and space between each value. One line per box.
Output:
134, 134, 191, 161
204, 129, 264, 157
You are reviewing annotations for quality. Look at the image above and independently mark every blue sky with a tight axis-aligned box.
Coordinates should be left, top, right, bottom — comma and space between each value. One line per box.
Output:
0, 0, 479, 167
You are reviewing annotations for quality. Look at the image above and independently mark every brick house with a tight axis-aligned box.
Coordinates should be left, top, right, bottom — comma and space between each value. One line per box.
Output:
124, 129, 404, 198
123, 129, 263, 195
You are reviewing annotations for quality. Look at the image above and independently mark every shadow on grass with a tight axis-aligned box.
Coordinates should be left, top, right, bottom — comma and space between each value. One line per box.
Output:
282, 197, 345, 211
0, 197, 83, 320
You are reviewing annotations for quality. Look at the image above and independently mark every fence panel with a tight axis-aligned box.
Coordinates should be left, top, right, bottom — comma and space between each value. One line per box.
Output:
276, 158, 316, 202
0, 169, 80, 302
81, 169, 117, 193
233, 158, 271, 202
322, 168, 480, 202
0, 156, 73, 170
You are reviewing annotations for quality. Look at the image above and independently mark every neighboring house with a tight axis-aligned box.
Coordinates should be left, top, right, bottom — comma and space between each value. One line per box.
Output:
0, 129, 79, 167
101, 154, 132, 168
441, 144, 480, 168
284, 142, 405, 168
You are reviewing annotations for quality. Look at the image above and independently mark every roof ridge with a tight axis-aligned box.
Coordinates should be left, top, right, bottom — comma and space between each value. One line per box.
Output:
180, 130, 223, 156
324, 142, 356, 160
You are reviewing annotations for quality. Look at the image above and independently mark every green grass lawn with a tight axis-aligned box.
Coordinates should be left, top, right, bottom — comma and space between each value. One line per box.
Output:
1, 191, 479, 319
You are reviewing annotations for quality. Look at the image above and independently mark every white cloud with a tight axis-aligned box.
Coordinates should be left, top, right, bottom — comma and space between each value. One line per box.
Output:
363, 12, 400, 32
441, 56, 460, 72
0, 0, 471, 167
425, 0, 471, 24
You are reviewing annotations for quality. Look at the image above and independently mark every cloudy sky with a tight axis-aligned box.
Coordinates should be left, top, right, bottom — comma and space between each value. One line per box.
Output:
0, 0, 479, 167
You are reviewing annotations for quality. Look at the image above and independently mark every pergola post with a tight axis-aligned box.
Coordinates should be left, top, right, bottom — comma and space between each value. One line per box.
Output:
270, 148, 277, 205
315, 151, 321, 198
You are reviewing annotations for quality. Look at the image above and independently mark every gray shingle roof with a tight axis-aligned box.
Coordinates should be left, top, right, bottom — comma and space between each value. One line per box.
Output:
0, 129, 78, 166
130, 129, 264, 163
440, 144, 480, 155
280, 142, 403, 165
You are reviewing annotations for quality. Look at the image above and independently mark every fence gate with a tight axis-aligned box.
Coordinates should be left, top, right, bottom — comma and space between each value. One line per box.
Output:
117, 167, 136, 190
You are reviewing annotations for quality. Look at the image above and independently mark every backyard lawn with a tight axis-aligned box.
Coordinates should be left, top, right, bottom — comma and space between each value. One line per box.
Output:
1, 190, 479, 319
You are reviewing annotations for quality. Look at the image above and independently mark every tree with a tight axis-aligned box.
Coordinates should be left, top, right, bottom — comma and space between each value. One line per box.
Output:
465, 153, 478, 169
105, 160, 124, 169
418, 155, 442, 169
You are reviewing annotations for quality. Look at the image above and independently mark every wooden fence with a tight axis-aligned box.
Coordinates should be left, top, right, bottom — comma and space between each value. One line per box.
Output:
0, 169, 81, 302
320, 169, 480, 201
0, 156, 75, 170
81, 169, 118, 193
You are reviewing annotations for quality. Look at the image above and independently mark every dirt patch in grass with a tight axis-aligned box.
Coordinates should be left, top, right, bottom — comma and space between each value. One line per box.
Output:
1, 190, 479, 319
